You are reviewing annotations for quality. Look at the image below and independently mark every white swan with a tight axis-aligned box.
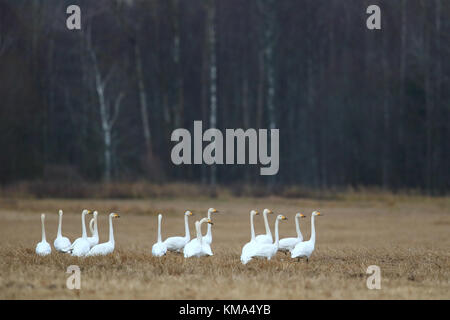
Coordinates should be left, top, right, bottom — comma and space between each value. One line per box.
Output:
255, 208, 274, 244
36, 213, 51, 256
87, 211, 99, 248
242, 214, 287, 264
86, 213, 120, 256
63, 209, 92, 256
152, 214, 167, 257
291, 211, 322, 262
240, 210, 260, 264
163, 210, 193, 252
53, 210, 71, 252
183, 217, 213, 258
278, 213, 306, 253
202, 207, 218, 245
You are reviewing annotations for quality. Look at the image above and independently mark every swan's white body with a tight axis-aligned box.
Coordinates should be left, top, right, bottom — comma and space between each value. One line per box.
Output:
163, 211, 193, 252
53, 210, 71, 252
152, 214, 167, 257
183, 218, 213, 258
87, 211, 99, 248
291, 211, 322, 261
202, 208, 218, 245
255, 209, 274, 244
87, 213, 120, 256
240, 210, 260, 264
63, 209, 92, 256
36, 214, 51, 256
242, 215, 287, 264
278, 213, 305, 253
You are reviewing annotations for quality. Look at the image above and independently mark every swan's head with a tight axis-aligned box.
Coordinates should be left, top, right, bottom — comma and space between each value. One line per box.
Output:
263, 209, 273, 215
82, 209, 93, 216
41, 213, 45, 221
111, 213, 120, 218
93, 211, 98, 218
59, 210, 63, 216
296, 213, 306, 218
312, 211, 322, 216
185, 210, 193, 216
208, 208, 219, 214
277, 214, 288, 221
250, 209, 259, 216
207, 218, 213, 225
158, 213, 163, 219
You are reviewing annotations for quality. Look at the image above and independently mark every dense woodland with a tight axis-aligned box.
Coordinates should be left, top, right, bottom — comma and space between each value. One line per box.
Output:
0, 0, 449, 195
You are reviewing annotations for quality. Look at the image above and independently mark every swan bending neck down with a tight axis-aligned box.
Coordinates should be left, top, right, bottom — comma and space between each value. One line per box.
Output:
163, 210, 193, 252
152, 214, 167, 257
255, 208, 274, 244
202, 208, 218, 245
54, 210, 71, 252
63, 209, 92, 256
183, 218, 213, 258
36, 214, 51, 256
87, 211, 99, 248
87, 213, 120, 256
241, 214, 287, 264
240, 210, 260, 263
291, 211, 322, 262
278, 213, 306, 253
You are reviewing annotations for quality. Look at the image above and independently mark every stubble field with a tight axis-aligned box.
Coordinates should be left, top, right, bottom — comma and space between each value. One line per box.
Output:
0, 195, 449, 299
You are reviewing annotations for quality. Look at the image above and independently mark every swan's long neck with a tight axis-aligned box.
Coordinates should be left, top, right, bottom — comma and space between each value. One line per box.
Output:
57, 213, 62, 238
41, 216, 46, 242
250, 213, 256, 241
295, 216, 303, 240
184, 215, 190, 240
196, 221, 202, 243
263, 212, 272, 237
93, 215, 98, 237
157, 215, 162, 243
273, 219, 280, 248
81, 212, 87, 239
108, 215, 115, 244
310, 215, 316, 243
206, 211, 212, 239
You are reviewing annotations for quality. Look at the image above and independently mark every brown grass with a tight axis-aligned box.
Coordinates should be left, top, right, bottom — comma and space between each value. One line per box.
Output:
0, 195, 449, 299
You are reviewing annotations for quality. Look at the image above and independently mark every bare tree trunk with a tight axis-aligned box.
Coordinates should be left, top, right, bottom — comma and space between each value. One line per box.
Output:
134, 40, 152, 154
207, 0, 217, 187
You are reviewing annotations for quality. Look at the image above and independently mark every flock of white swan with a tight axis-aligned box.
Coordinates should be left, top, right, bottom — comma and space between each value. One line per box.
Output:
35, 208, 322, 264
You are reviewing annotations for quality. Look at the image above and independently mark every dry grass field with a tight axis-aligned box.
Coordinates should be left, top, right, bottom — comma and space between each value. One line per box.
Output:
0, 195, 449, 299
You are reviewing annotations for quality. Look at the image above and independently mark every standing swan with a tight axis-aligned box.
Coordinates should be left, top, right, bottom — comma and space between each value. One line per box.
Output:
63, 209, 92, 256
87, 213, 120, 256
163, 210, 193, 252
240, 210, 260, 264
152, 214, 167, 257
202, 208, 218, 245
87, 211, 99, 248
255, 208, 274, 244
291, 211, 322, 262
278, 213, 306, 253
53, 210, 71, 252
36, 214, 51, 256
183, 218, 213, 258
242, 214, 287, 264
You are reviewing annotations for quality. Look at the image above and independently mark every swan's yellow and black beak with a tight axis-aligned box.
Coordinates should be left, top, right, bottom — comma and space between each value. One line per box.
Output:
268, 209, 273, 214
207, 219, 213, 225
300, 213, 306, 218
212, 208, 218, 213
316, 212, 322, 216
255, 210, 259, 215
281, 215, 287, 220
113, 213, 120, 218
87, 210, 93, 214
187, 211, 193, 216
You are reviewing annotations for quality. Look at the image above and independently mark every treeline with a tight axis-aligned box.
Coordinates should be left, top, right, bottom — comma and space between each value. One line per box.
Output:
0, 0, 449, 194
